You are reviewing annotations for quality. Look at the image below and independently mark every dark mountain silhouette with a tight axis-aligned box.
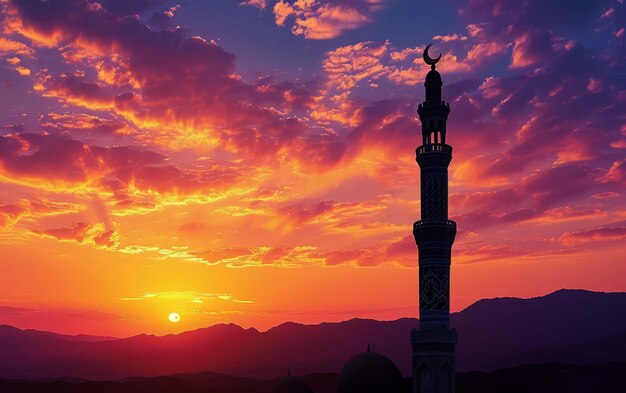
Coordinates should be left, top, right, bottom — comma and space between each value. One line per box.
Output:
0, 325, 114, 342
1, 363, 624, 393
453, 289, 626, 370
0, 289, 624, 380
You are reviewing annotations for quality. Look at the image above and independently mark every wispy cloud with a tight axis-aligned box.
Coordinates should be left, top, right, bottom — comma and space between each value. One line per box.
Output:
119, 291, 254, 304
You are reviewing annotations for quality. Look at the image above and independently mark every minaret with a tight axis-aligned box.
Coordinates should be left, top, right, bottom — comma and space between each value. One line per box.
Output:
411, 45, 457, 393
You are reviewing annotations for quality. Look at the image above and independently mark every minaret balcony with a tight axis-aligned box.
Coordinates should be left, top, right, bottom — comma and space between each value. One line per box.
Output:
416, 143, 452, 156
416, 144, 453, 168
414, 219, 456, 229
413, 219, 457, 245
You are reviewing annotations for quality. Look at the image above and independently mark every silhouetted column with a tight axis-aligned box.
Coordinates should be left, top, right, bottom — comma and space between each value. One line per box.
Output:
412, 46, 457, 393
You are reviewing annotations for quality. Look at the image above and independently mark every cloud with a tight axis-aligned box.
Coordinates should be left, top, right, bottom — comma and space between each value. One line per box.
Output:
0, 199, 81, 229
192, 245, 322, 268
0, 0, 623, 277
119, 291, 254, 304
322, 38, 507, 94
604, 159, 626, 185
0, 203, 25, 228
185, 232, 417, 268
0, 133, 249, 207
240, 0, 267, 10
552, 226, 626, 245
95, 0, 163, 16
60, 310, 123, 321
433, 33, 468, 42
459, 0, 614, 31
450, 162, 616, 231
148, 5, 181, 30
7, 0, 315, 160
40, 74, 115, 109
273, 0, 385, 39
318, 234, 416, 267
509, 29, 555, 69
287, 196, 389, 220
0, 36, 33, 57
31, 221, 120, 248
454, 240, 584, 264
34, 222, 91, 242
323, 40, 390, 91
456, 242, 530, 264
39, 112, 132, 136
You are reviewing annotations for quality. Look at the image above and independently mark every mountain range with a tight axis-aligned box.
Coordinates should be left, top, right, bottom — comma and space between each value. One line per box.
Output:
1, 289, 624, 380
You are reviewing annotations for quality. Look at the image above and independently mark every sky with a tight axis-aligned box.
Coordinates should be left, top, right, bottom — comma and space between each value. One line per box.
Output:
0, 0, 624, 337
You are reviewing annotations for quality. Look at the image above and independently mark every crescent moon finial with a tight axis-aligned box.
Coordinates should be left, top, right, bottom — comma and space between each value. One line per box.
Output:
423, 44, 441, 69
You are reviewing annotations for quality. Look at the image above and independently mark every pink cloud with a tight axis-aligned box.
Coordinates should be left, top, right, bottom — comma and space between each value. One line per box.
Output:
433, 33, 468, 42
510, 31, 543, 68
240, 0, 267, 9
466, 41, 509, 63
553, 226, 626, 245
604, 159, 626, 185
0, 133, 249, 209
273, 0, 385, 39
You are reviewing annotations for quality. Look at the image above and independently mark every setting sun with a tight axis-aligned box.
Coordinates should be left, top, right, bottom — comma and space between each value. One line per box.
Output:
168, 312, 181, 323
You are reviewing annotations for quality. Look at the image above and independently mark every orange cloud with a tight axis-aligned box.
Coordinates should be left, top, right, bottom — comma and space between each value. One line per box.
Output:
0, 203, 24, 228
323, 40, 389, 90
31, 221, 119, 249
0, 36, 33, 56
273, 0, 385, 39
40, 112, 133, 136
0, 198, 81, 229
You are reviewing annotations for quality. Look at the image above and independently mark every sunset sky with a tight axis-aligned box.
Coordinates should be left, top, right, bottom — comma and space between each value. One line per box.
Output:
0, 0, 624, 337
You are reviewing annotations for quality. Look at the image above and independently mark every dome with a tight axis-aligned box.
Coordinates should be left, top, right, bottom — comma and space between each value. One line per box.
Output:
337, 352, 404, 393
271, 375, 314, 393
425, 69, 441, 84
424, 69, 442, 103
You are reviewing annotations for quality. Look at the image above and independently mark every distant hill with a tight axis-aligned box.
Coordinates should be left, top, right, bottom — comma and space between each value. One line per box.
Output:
1, 362, 624, 393
0, 289, 624, 380
0, 325, 115, 342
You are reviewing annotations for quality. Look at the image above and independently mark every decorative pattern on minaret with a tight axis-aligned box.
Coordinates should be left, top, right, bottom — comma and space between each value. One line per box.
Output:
419, 266, 450, 311
421, 172, 448, 219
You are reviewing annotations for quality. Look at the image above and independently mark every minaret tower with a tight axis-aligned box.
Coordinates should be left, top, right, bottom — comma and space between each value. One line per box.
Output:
411, 45, 457, 393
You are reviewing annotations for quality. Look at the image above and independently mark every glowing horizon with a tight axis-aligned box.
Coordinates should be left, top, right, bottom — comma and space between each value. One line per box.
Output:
0, 0, 624, 337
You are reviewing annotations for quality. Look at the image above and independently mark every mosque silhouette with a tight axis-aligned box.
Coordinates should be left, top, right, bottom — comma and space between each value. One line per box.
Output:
271, 45, 457, 393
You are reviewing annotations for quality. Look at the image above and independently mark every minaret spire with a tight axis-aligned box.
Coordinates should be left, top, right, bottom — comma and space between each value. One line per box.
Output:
411, 44, 457, 393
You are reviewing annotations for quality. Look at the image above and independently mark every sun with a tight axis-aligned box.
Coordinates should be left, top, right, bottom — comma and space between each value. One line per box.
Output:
168, 312, 181, 323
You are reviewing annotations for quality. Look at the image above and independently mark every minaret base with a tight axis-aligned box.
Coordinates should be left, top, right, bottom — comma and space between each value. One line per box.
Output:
411, 329, 457, 393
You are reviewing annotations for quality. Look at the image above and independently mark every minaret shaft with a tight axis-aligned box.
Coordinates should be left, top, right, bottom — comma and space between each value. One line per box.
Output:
411, 48, 457, 393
